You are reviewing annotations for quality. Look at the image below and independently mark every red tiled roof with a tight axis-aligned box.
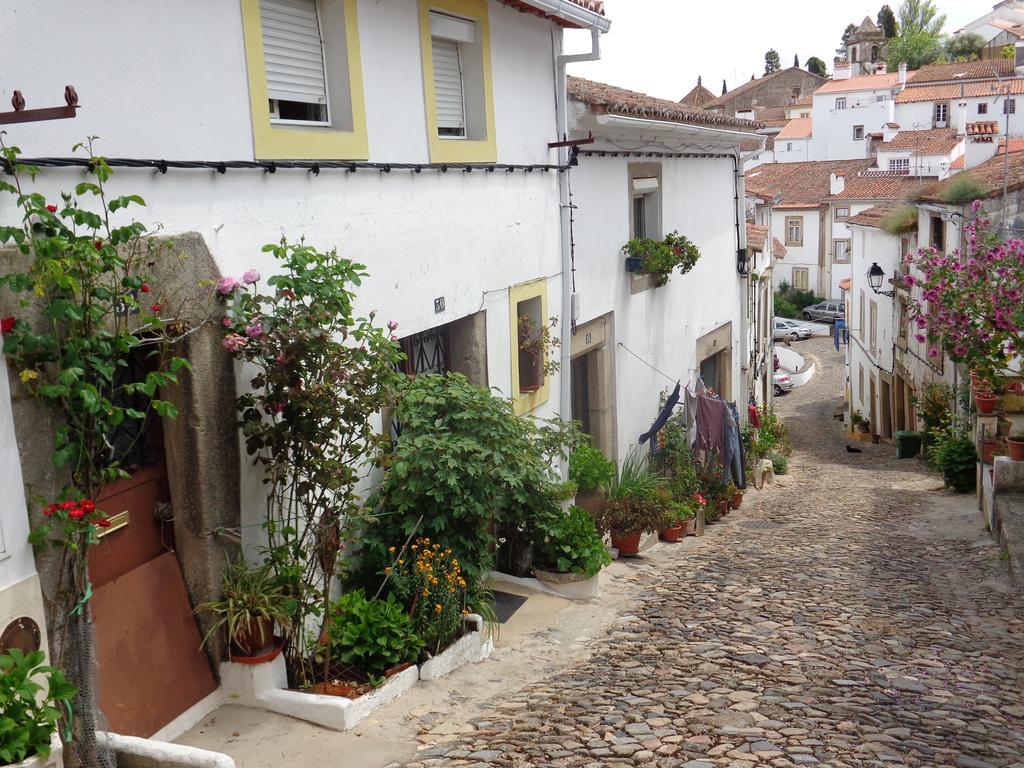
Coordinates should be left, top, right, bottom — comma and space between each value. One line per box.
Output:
761, 119, 790, 129
680, 80, 717, 109
906, 59, 1015, 84
838, 277, 852, 291
915, 149, 1024, 202
747, 223, 768, 252
772, 237, 787, 260
1001, 137, 1024, 153
777, 117, 813, 140
896, 78, 1024, 103
499, 0, 606, 28
828, 173, 933, 202
968, 121, 1000, 136
568, 76, 762, 130
815, 72, 900, 95
703, 67, 826, 109
745, 159, 873, 209
845, 202, 903, 228
878, 128, 961, 156
949, 155, 965, 170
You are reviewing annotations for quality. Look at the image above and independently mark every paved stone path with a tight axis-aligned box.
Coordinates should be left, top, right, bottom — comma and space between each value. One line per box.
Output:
409, 338, 1024, 768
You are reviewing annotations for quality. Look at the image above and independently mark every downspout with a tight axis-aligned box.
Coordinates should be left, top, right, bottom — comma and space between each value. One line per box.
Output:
734, 147, 752, 410
554, 27, 601, 476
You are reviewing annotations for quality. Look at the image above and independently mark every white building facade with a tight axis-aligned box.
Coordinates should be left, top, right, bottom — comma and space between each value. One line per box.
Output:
811, 72, 901, 161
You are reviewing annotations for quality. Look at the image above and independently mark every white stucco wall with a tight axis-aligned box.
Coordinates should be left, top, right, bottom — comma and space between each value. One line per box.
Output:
895, 96, 1024, 138
770, 208, 822, 296
811, 95, 895, 160
0, 0, 570, 548
0, 352, 36, 590
775, 138, 811, 164
570, 151, 746, 465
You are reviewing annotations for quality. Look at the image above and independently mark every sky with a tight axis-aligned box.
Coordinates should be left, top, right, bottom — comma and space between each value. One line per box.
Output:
565, 1, 991, 103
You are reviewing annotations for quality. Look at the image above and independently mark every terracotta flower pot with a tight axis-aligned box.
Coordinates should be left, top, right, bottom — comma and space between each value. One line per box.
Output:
717, 500, 729, 517
659, 525, 684, 543
232, 617, 276, 658
229, 635, 284, 665
976, 393, 999, 415
611, 530, 642, 556
730, 492, 744, 509
518, 349, 543, 393
1008, 438, 1024, 462
982, 438, 1006, 464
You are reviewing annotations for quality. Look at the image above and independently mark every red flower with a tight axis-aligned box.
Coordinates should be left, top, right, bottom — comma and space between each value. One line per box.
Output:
150, 304, 162, 312
45, 204, 58, 213
68, 507, 86, 519
96, 518, 111, 528
0, 317, 14, 334
94, 240, 103, 250
140, 283, 151, 293
81, 500, 95, 513
42, 504, 57, 518
58, 500, 76, 510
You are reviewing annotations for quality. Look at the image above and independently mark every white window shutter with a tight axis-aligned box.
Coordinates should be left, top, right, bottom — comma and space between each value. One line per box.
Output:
432, 39, 466, 136
260, 0, 328, 106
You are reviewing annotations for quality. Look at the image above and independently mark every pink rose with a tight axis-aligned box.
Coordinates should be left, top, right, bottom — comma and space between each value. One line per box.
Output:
222, 333, 247, 353
242, 269, 261, 285
221, 317, 232, 327
217, 276, 240, 295
246, 323, 263, 338
387, 320, 399, 331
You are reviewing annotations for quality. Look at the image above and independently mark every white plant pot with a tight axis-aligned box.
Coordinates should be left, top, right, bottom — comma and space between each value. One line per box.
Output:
533, 568, 601, 600
418, 614, 494, 681
8, 735, 62, 768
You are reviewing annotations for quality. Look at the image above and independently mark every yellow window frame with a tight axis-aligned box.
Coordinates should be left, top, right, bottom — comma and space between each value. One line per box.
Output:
418, 0, 497, 163
509, 278, 551, 415
240, 0, 368, 160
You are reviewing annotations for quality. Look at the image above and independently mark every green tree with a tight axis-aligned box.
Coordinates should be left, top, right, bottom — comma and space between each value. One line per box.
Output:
898, 0, 945, 37
877, 4, 898, 38
888, 29, 943, 70
806, 56, 828, 77
945, 33, 985, 62
838, 23, 857, 57
765, 49, 781, 74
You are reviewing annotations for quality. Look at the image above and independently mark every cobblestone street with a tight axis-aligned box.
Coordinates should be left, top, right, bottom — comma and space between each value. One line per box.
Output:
411, 338, 1024, 768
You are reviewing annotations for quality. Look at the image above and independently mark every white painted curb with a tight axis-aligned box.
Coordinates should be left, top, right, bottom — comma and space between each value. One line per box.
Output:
419, 614, 495, 680
97, 732, 235, 768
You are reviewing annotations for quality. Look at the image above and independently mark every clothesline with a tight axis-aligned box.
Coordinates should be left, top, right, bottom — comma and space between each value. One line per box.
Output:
617, 342, 678, 386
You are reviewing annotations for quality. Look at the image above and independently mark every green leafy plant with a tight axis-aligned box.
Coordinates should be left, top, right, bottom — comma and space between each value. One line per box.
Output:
0, 138, 194, 762
929, 422, 976, 492
196, 558, 291, 656
623, 231, 701, 287
534, 506, 611, 577
774, 281, 824, 320
609, 448, 665, 501
596, 495, 665, 535
323, 590, 422, 680
569, 445, 616, 493
517, 314, 561, 377
218, 241, 402, 685
661, 499, 697, 527
0, 649, 77, 765
939, 176, 987, 205
770, 454, 790, 475
913, 382, 953, 463
386, 538, 469, 655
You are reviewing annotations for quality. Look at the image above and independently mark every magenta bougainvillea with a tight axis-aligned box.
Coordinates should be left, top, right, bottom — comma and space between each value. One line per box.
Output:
907, 201, 1024, 387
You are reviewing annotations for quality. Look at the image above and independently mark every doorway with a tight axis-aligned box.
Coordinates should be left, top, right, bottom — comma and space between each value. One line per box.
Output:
879, 377, 893, 440
569, 314, 616, 462
869, 376, 879, 436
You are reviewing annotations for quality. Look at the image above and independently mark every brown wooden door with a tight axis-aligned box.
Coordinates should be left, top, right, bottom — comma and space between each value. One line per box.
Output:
89, 462, 217, 737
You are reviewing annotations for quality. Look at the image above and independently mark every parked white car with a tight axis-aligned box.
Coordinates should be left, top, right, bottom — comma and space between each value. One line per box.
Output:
773, 372, 794, 395
773, 318, 813, 342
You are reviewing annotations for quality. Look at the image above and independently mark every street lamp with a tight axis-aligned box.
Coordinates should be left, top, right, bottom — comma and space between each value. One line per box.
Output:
867, 262, 895, 297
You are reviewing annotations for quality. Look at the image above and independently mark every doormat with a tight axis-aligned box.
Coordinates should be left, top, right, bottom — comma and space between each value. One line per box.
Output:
489, 590, 528, 624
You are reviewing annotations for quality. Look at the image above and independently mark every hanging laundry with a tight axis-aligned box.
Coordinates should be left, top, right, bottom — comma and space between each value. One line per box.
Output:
696, 394, 725, 456
639, 382, 680, 445
748, 402, 761, 428
723, 401, 746, 488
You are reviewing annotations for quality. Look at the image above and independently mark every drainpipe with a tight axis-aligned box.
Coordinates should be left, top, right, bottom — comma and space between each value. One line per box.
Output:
554, 27, 601, 476
735, 146, 756, 411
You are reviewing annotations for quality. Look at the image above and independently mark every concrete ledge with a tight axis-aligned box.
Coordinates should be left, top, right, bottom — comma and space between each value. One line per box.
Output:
97, 732, 234, 768
533, 569, 601, 600
993, 493, 1024, 583
9, 735, 62, 768
219, 654, 420, 731
993, 455, 1024, 493
419, 614, 494, 680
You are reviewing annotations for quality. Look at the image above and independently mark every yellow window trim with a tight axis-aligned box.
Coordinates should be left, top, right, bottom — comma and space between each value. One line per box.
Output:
418, 0, 497, 163
240, 0, 368, 160
509, 278, 550, 415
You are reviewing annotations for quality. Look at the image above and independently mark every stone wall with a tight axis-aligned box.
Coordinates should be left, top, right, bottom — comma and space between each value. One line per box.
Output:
715, 68, 826, 118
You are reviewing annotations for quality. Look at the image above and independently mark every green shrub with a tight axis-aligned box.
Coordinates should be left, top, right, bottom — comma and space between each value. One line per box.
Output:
880, 206, 919, 236
914, 382, 954, 466
623, 231, 702, 287
774, 296, 799, 319
325, 590, 423, 679
387, 540, 468, 655
569, 445, 616, 493
534, 506, 611, 577
771, 454, 789, 475
609, 448, 665, 501
596, 495, 666, 535
930, 425, 977, 493
940, 176, 988, 205
0, 649, 76, 765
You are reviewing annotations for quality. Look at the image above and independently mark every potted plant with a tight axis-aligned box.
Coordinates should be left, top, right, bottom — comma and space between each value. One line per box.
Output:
1007, 431, 1024, 461
197, 557, 291, 663
569, 444, 616, 517
659, 500, 697, 542
0, 649, 76, 767
534, 505, 612, 580
852, 411, 871, 433
871, 433, 882, 444
321, 589, 424, 682
729, 484, 745, 509
981, 437, 1007, 464
517, 314, 560, 393
976, 391, 1000, 415
622, 232, 701, 288
597, 450, 665, 556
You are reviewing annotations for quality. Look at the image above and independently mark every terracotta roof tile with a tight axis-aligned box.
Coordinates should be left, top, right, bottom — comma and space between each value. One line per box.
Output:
815, 72, 900, 95
703, 67, 826, 109
846, 202, 903, 228
746, 223, 768, 252
915, 149, 1024, 202
772, 237, 787, 260
878, 128, 961, 156
744, 159, 874, 209
968, 120, 1000, 136
680, 80, 716, 108
828, 173, 933, 201
906, 59, 1015, 84
761, 119, 791, 129
777, 117, 813, 140
568, 76, 762, 130
949, 155, 965, 170
896, 78, 1024, 103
